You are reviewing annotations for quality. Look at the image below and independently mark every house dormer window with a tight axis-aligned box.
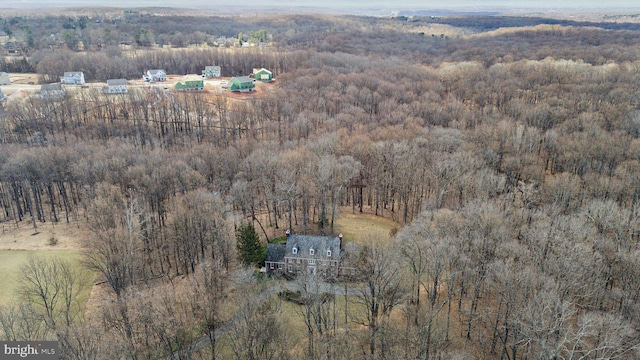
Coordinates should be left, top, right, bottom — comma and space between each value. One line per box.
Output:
309, 248, 315, 256
327, 249, 332, 257
292, 247, 298, 255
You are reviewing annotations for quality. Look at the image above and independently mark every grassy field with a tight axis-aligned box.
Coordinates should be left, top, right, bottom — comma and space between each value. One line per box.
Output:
334, 209, 400, 247
0, 250, 93, 308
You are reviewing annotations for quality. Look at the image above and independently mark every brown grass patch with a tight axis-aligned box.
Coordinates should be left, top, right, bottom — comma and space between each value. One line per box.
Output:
334, 207, 400, 246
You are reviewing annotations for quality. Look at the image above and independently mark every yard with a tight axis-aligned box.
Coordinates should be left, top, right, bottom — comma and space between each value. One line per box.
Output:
0, 250, 93, 307
0, 220, 94, 309
334, 208, 400, 247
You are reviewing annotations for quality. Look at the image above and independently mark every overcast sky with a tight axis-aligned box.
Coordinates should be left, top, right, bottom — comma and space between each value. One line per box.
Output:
5, 0, 640, 11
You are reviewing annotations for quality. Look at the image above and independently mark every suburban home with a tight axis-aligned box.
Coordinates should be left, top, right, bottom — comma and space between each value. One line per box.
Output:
104, 79, 128, 94
37, 83, 65, 100
144, 69, 167, 82
265, 231, 359, 277
252, 68, 273, 82
0, 72, 10, 85
202, 66, 221, 78
226, 76, 255, 92
60, 72, 85, 85
174, 76, 204, 91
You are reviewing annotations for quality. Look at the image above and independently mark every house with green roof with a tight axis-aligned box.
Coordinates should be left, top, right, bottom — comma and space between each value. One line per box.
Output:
226, 76, 255, 92
252, 68, 273, 82
175, 76, 204, 91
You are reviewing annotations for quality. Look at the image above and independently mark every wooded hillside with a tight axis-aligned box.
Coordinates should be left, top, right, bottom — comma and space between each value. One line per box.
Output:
1, 11, 640, 359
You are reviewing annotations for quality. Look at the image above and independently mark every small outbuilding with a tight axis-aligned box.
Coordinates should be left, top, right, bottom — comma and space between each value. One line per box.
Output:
227, 76, 255, 92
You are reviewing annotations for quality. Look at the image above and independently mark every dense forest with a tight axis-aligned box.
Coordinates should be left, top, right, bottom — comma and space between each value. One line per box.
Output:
1, 9, 640, 359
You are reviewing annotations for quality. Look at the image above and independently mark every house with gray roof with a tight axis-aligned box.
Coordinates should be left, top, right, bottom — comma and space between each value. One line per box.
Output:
37, 83, 65, 100
265, 231, 360, 277
265, 244, 286, 272
104, 79, 128, 94
60, 71, 85, 85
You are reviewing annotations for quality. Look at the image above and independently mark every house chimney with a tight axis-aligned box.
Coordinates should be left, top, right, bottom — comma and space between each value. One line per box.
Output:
286, 229, 291, 238
339, 233, 343, 249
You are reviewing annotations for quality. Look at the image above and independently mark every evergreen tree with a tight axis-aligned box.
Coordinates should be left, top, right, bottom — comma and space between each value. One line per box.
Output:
236, 222, 264, 267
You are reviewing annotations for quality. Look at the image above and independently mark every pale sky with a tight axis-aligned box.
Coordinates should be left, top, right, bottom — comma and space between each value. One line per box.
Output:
4, 0, 640, 11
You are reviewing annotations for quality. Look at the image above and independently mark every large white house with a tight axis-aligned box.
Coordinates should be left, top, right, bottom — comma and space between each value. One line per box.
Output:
60, 72, 85, 85
144, 69, 166, 82
104, 79, 128, 94
202, 66, 221, 78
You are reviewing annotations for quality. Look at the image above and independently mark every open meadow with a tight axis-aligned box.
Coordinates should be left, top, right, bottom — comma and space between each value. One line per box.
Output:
0, 221, 94, 309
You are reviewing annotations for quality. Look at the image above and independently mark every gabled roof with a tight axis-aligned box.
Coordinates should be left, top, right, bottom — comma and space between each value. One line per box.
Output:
107, 79, 127, 86
205, 66, 220, 70
148, 69, 165, 75
0, 72, 9, 77
232, 76, 254, 84
266, 244, 286, 263
285, 234, 341, 259
253, 68, 272, 74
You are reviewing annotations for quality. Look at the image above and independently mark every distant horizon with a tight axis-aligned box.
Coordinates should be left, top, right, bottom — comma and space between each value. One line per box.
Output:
3, 0, 640, 14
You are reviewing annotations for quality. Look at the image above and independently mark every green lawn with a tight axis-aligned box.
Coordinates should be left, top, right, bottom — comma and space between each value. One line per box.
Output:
0, 250, 93, 308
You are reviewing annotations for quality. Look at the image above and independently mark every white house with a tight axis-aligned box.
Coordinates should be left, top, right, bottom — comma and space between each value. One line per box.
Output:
202, 66, 221, 78
0, 72, 10, 85
104, 79, 128, 94
144, 69, 166, 82
60, 72, 85, 85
